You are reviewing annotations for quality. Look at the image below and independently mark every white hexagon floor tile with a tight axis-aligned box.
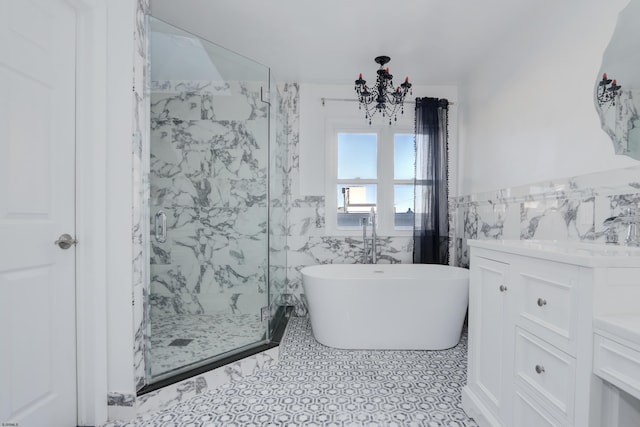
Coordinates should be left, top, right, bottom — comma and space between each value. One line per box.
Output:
107, 317, 477, 426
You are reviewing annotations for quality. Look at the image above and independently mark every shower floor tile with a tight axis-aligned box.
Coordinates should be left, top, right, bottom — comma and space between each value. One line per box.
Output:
150, 313, 264, 377
110, 317, 477, 426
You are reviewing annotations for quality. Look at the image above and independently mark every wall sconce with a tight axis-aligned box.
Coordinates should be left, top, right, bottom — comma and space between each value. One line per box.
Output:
597, 73, 621, 107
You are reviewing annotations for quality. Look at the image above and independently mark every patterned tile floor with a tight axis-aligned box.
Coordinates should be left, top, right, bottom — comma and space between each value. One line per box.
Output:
113, 317, 477, 426
150, 313, 264, 376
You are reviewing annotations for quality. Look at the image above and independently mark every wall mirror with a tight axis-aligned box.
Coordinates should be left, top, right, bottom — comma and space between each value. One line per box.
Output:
595, 0, 640, 160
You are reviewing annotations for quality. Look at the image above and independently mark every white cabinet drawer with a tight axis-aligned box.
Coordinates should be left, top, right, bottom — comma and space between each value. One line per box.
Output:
513, 388, 567, 427
516, 260, 579, 355
594, 334, 640, 401
514, 328, 576, 423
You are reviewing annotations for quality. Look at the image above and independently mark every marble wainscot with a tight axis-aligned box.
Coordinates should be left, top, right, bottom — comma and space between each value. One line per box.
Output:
451, 164, 640, 268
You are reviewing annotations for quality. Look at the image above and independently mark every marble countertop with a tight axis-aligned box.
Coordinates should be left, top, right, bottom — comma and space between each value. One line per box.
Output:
468, 239, 640, 268
594, 314, 640, 347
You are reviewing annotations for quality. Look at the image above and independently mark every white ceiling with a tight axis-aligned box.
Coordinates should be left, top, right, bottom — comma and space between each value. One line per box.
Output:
150, 0, 543, 86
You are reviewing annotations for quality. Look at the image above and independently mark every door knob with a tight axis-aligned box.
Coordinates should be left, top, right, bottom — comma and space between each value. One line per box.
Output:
55, 233, 77, 249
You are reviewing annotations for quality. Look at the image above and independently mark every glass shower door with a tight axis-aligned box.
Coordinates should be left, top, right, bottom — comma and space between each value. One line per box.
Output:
147, 17, 270, 380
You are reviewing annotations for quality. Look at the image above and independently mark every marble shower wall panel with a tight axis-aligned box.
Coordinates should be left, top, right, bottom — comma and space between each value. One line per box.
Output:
268, 83, 296, 316
287, 197, 325, 237
133, 0, 151, 391
450, 165, 640, 269
280, 83, 300, 198
149, 79, 269, 318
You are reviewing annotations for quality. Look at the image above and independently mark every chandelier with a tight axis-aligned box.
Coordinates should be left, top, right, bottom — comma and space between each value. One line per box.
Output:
355, 56, 412, 125
597, 72, 621, 108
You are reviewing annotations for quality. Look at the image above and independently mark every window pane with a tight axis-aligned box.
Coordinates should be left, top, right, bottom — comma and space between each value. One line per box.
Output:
338, 133, 377, 179
394, 133, 415, 180
394, 184, 414, 227
337, 184, 377, 226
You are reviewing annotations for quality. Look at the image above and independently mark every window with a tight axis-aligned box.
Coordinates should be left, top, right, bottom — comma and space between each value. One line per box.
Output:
326, 122, 415, 236
393, 133, 415, 228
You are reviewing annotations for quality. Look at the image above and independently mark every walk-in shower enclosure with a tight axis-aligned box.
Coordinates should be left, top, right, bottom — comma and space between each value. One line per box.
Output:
144, 17, 287, 383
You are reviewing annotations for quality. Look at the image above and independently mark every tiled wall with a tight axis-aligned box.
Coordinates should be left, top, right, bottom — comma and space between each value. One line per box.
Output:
450, 165, 640, 268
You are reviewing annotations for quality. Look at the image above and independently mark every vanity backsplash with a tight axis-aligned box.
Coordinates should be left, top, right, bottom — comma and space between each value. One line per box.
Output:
451, 164, 640, 268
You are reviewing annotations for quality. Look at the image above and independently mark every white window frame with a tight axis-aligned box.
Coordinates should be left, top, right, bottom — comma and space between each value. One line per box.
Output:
325, 118, 414, 237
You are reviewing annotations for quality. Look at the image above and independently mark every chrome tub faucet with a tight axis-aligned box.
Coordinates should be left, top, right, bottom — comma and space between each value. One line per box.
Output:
603, 207, 640, 247
361, 208, 378, 263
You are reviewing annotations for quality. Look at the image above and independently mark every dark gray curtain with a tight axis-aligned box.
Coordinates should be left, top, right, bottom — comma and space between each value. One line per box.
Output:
413, 97, 449, 264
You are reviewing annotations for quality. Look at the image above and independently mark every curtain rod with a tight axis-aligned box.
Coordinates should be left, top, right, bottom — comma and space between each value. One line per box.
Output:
321, 97, 454, 106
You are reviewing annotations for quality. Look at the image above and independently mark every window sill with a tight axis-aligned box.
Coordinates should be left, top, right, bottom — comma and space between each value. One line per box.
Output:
325, 228, 413, 238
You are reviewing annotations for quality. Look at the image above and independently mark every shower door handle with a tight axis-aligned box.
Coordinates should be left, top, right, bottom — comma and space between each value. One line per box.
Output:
155, 211, 167, 242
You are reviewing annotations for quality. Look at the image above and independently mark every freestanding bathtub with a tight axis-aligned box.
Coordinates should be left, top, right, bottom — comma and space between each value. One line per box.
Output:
300, 263, 469, 350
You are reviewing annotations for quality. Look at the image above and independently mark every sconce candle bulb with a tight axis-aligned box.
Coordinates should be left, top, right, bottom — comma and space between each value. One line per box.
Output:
597, 72, 621, 107
355, 56, 412, 125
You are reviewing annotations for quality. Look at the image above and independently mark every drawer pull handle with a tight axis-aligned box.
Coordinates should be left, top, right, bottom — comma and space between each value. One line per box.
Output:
535, 365, 545, 374
537, 298, 547, 307
499, 285, 507, 292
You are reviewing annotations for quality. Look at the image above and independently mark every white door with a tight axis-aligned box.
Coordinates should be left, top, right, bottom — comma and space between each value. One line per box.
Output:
0, 1, 77, 426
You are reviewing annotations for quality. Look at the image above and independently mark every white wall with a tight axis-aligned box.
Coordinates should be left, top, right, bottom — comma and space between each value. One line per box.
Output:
299, 83, 459, 196
459, 0, 638, 196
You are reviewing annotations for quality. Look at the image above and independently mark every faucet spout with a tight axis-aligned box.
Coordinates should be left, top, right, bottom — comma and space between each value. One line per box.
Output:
361, 217, 369, 263
602, 208, 640, 246
627, 222, 640, 247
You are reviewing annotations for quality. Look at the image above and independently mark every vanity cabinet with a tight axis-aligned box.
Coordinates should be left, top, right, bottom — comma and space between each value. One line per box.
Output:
465, 256, 513, 425
462, 240, 640, 427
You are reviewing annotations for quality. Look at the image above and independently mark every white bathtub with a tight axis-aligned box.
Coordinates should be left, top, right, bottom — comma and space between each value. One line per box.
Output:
300, 263, 469, 350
